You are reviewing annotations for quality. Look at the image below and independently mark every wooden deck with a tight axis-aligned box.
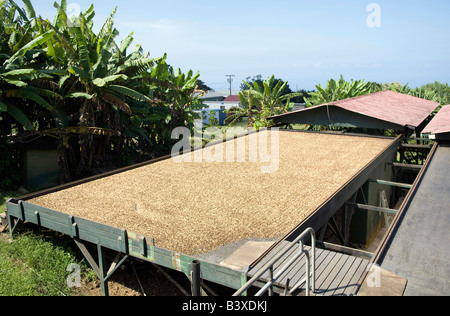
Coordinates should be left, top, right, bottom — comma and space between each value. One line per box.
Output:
248, 241, 370, 296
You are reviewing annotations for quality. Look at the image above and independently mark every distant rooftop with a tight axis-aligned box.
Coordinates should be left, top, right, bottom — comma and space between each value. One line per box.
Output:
223, 95, 240, 102
199, 90, 239, 100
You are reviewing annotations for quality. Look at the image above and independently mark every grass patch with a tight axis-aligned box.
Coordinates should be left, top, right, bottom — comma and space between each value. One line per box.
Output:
1, 191, 96, 296
0, 226, 95, 296
1, 191, 22, 213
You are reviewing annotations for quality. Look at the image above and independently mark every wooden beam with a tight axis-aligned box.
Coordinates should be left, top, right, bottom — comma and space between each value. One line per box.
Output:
284, 134, 402, 242
391, 162, 423, 170
74, 239, 100, 276
368, 179, 413, 189
400, 143, 432, 150
316, 241, 373, 260
346, 202, 398, 215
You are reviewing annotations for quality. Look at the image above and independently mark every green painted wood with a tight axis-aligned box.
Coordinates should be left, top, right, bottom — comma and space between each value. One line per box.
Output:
6, 199, 261, 292
143, 246, 247, 290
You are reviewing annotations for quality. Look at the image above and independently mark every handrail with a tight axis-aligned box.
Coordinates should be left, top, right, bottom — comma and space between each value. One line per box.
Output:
233, 228, 316, 296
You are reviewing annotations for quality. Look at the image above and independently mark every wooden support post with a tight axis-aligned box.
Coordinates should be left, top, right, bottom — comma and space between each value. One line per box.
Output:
74, 239, 100, 274
342, 191, 358, 244
328, 217, 345, 245
379, 191, 390, 228
97, 244, 109, 296
7, 215, 21, 240
7, 200, 30, 240
341, 207, 347, 245
318, 224, 327, 241
7, 201, 25, 240
74, 239, 128, 296
240, 273, 248, 297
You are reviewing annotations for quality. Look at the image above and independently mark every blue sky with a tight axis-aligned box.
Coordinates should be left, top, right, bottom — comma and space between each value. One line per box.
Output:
25, 0, 450, 92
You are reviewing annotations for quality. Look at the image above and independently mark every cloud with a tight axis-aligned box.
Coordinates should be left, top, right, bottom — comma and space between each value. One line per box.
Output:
355, 63, 384, 69
118, 16, 386, 90
121, 19, 185, 37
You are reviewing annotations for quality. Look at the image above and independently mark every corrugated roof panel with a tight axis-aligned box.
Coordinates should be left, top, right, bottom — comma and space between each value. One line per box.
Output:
328, 91, 439, 128
423, 105, 450, 135
271, 91, 439, 129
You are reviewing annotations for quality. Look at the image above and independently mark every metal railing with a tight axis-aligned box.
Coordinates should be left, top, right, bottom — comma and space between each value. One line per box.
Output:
233, 228, 316, 296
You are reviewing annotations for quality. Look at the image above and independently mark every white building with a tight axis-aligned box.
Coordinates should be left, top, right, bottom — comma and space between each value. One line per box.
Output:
196, 93, 242, 126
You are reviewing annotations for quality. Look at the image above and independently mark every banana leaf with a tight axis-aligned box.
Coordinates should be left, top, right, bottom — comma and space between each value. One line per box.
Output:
5, 103, 33, 130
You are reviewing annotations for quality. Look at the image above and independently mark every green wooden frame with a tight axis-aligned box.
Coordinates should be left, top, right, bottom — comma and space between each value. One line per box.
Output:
5, 130, 403, 296
6, 199, 247, 296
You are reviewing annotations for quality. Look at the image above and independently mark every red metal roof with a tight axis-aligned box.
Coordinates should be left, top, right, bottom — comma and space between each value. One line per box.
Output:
223, 95, 240, 102
423, 105, 450, 135
271, 90, 439, 129
320, 90, 439, 128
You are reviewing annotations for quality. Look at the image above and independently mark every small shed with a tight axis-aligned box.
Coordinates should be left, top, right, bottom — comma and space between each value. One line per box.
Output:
422, 105, 450, 140
270, 91, 439, 133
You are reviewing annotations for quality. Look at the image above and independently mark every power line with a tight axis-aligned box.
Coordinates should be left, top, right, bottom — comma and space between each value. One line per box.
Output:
226, 75, 235, 96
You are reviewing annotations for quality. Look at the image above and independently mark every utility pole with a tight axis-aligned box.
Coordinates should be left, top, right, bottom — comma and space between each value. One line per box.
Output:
226, 75, 235, 96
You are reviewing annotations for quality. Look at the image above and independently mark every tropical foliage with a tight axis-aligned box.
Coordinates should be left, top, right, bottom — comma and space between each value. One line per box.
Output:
304, 75, 376, 107
224, 91, 260, 128
305, 76, 450, 108
1, 1, 449, 190
226, 75, 302, 129
301, 76, 450, 132
0, 0, 203, 187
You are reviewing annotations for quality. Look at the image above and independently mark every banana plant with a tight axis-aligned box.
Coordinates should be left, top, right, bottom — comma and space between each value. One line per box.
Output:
0, 1, 59, 132
149, 60, 201, 131
305, 75, 375, 107
41, 2, 165, 175
43, 2, 166, 132
224, 90, 260, 128
1, 0, 206, 183
239, 75, 303, 126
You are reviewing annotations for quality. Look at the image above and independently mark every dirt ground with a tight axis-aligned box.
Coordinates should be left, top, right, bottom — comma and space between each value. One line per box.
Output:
73, 259, 187, 296
0, 226, 187, 296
